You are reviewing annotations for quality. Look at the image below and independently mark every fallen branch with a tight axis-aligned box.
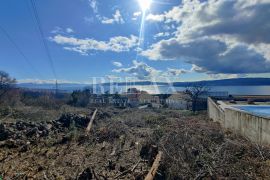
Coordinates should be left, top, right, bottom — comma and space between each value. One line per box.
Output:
91, 167, 100, 180
43, 172, 49, 180
255, 143, 265, 161
110, 147, 116, 156
114, 167, 130, 179
114, 159, 141, 179
131, 159, 141, 172
86, 109, 98, 135
145, 151, 162, 180
101, 141, 106, 150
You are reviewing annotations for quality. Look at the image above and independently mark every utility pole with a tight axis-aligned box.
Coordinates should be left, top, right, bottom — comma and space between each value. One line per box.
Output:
55, 80, 58, 96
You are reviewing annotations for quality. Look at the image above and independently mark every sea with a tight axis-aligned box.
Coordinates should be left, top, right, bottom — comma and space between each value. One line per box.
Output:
92, 85, 270, 95
20, 83, 270, 95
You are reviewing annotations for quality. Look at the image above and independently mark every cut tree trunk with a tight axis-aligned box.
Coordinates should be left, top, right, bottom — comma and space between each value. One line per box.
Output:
145, 151, 162, 180
85, 109, 98, 135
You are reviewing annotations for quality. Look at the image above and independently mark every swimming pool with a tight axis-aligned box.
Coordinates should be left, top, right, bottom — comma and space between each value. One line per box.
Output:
232, 106, 270, 117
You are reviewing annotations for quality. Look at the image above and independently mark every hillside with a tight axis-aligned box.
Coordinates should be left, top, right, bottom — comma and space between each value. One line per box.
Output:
1, 106, 270, 179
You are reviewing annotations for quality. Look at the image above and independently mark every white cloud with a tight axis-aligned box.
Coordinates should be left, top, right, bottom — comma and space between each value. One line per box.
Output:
133, 11, 142, 17
132, 11, 142, 20
51, 27, 62, 34
174, 0, 270, 45
142, 0, 270, 75
147, 0, 270, 44
50, 34, 139, 55
101, 10, 125, 24
146, 14, 165, 22
51, 27, 74, 34
66, 28, 74, 33
113, 60, 160, 80
154, 32, 170, 39
113, 60, 189, 80
89, 0, 98, 13
166, 68, 189, 76
84, 17, 94, 24
142, 37, 270, 74
112, 61, 123, 67
105, 75, 120, 80
146, 1, 200, 23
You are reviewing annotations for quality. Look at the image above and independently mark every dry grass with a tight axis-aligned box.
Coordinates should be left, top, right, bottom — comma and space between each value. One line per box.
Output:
0, 106, 270, 179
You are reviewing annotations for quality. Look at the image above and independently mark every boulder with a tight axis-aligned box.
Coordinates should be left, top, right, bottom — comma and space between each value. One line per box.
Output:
57, 113, 90, 128
57, 114, 73, 127
16, 121, 27, 131
74, 114, 90, 127
26, 127, 38, 137
78, 168, 92, 180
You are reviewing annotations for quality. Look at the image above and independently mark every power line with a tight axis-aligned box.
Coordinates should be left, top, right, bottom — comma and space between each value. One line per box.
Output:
29, 0, 57, 79
0, 25, 44, 79
25, 0, 44, 48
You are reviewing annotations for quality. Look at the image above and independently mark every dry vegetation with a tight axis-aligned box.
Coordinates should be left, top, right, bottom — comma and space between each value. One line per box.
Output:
1, 102, 270, 179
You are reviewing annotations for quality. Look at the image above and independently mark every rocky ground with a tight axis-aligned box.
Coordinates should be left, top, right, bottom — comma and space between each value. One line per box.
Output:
0, 106, 270, 179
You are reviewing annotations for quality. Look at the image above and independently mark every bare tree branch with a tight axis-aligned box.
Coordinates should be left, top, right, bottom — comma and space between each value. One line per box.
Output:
184, 83, 210, 112
0, 71, 16, 99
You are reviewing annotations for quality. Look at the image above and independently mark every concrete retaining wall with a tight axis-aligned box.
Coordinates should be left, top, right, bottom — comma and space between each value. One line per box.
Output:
208, 98, 270, 145
208, 98, 225, 126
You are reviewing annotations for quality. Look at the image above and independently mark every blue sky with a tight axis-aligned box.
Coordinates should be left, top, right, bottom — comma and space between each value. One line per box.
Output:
0, 0, 270, 84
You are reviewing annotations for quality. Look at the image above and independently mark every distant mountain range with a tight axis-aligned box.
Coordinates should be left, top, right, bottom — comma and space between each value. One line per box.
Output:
17, 83, 87, 92
172, 78, 270, 87
102, 78, 270, 87
17, 78, 270, 91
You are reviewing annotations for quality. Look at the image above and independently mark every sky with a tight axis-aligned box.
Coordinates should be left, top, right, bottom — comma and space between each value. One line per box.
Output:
0, 0, 270, 84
